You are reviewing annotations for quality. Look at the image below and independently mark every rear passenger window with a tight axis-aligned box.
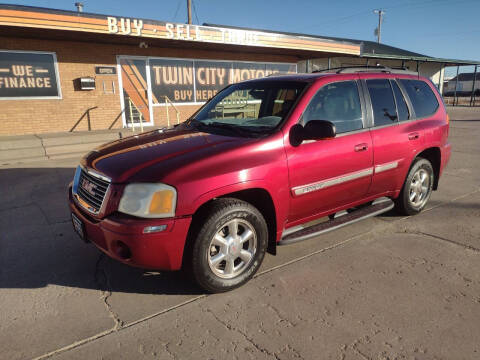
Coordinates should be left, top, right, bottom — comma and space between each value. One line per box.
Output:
367, 79, 398, 126
303, 81, 363, 134
391, 80, 410, 121
400, 79, 439, 118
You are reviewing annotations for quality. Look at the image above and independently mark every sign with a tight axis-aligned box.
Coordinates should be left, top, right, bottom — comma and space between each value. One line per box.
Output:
105, 18, 265, 47
104, 18, 359, 53
0, 51, 60, 99
150, 58, 195, 103
148, 58, 296, 104
95, 66, 116, 75
0, 6, 361, 56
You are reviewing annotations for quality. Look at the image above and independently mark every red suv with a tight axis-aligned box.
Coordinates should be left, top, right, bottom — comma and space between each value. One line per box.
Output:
69, 67, 451, 292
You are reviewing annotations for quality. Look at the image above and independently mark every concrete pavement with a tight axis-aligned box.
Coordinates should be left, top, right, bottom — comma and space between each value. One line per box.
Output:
0, 108, 479, 360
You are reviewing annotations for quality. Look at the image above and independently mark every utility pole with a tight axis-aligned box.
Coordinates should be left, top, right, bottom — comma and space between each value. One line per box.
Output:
187, 0, 192, 24
373, 9, 385, 44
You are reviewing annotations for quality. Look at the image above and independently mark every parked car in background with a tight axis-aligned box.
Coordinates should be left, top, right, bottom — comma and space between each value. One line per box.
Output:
69, 67, 451, 293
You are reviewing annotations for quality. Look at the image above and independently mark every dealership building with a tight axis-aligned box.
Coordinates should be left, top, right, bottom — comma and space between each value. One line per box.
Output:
0, 4, 478, 136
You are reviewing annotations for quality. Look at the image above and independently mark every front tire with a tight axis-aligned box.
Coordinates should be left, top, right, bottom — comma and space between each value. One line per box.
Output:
190, 198, 268, 293
395, 158, 434, 215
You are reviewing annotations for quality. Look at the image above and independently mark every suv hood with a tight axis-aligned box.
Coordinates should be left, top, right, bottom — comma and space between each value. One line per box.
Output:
83, 127, 253, 183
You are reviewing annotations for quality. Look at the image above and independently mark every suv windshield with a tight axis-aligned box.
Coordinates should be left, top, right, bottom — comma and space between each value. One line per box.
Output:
190, 80, 307, 136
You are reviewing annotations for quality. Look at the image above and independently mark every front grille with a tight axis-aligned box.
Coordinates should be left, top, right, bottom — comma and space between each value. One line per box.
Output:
75, 168, 110, 214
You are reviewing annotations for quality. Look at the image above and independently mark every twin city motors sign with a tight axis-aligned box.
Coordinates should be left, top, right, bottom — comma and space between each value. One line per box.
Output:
120, 57, 296, 105
149, 59, 296, 103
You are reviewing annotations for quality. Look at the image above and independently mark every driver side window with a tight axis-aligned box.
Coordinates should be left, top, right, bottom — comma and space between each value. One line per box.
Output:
302, 81, 363, 134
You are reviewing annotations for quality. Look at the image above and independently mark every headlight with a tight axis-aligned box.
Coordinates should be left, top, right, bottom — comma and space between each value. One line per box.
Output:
118, 183, 177, 218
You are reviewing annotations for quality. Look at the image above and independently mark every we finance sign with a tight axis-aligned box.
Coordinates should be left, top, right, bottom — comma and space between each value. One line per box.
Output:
149, 58, 296, 104
0, 51, 61, 99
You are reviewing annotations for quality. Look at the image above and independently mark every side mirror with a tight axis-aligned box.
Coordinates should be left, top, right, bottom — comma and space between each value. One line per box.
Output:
289, 120, 336, 147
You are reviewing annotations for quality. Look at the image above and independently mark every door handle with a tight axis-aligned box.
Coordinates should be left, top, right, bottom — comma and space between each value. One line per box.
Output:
408, 132, 420, 140
354, 143, 368, 152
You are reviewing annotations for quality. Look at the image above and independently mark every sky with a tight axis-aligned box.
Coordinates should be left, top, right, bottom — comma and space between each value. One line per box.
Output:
2, 0, 479, 76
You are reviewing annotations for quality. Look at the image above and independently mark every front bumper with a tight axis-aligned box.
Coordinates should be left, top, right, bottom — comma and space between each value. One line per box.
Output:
68, 187, 192, 270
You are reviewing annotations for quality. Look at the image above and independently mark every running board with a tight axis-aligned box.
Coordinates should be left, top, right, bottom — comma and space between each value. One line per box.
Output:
279, 198, 394, 245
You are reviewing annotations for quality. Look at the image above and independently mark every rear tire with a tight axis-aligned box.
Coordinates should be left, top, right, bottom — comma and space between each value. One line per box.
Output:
190, 198, 268, 293
395, 158, 434, 215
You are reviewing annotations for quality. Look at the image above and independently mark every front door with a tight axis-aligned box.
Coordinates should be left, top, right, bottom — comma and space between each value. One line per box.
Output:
118, 57, 153, 128
285, 79, 373, 225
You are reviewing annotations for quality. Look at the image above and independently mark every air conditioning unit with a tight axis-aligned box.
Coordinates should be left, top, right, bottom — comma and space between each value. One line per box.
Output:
75, 77, 96, 91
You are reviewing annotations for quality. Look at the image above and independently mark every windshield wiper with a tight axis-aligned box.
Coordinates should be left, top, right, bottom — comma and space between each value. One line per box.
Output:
206, 122, 260, 136
189, 119, 271, 137
187, 118, 207, 131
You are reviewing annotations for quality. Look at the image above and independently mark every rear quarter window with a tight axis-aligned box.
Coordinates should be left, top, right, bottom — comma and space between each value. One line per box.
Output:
399, 79, 439, 118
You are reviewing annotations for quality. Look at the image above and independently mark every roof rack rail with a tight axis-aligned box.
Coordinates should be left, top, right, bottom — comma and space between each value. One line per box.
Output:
312, 65, 418, 75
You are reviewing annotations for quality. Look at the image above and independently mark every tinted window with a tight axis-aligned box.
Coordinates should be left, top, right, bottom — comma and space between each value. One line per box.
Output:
303, 81, 363, 134
400, 79, 439, 118
194, 81, 306, 133
367, 79, 398, 126
391, 80, 410, 121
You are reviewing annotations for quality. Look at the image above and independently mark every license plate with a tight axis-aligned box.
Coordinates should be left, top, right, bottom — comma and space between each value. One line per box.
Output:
71, 213, 87, 242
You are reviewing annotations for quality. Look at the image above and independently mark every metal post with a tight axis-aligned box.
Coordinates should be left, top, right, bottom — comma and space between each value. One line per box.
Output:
327, 58, 331, 70
187, 0, 192, 24
470, 65, 477, 107
373, 9, 385, 44
128, 99, 134, 132
87, 109, 91, 131
165, 97, 170, 127
453, 65, 460, 107
439, 63, 446, 95
474, 65, 478, 106
140, 111, 144, 132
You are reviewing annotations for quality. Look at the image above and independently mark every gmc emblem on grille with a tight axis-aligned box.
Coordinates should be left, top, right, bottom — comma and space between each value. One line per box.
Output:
81, 179, 96, 196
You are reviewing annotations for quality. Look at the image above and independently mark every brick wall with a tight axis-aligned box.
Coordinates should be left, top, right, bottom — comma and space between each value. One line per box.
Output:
0, 36, 298, 136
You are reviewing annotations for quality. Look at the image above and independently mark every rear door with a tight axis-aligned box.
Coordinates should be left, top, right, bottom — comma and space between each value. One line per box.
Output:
362, 76, 424, 196
285, 79, 373, 224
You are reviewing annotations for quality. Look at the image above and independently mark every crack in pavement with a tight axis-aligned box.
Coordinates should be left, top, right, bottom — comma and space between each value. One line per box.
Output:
205, 308, 282, 360
398, 230, 480, 253
163, 342, 178, 360
94, 254, 123, 330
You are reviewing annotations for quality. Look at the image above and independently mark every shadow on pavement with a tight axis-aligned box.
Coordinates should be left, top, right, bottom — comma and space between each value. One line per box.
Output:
6, 166, 472, 295
0, 167, 203, 296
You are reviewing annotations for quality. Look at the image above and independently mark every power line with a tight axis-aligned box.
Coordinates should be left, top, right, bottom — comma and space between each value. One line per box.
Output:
172, 0, 182, 22
301, 9, 372, 30
385, 0, 477, 12
192, 0, 200, 25
301, 0, 476, 32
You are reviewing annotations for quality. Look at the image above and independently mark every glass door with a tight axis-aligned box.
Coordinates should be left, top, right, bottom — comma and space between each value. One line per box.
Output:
118, 57, 153, 128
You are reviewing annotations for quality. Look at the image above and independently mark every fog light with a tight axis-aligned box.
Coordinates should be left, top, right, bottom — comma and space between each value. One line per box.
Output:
143, 225, 167, 234
114, 241, 131, 260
